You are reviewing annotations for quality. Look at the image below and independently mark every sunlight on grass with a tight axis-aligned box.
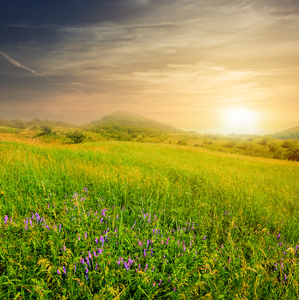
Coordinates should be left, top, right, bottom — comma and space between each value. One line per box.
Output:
0, 140, 298, 299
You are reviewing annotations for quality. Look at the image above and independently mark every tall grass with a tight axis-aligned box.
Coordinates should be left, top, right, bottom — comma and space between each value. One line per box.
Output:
0, 140, 298, 299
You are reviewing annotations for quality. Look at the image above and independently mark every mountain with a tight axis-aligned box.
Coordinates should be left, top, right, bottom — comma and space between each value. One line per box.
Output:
270, 126, 299, 140
90, 111, 179, 132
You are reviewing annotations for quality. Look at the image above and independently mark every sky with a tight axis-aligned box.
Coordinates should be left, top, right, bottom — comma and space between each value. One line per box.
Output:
0, 0, 299, 134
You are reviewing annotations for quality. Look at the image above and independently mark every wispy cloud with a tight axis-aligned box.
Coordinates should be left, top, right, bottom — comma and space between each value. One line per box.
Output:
0, 0, 298, 131
0, 51, 51, 81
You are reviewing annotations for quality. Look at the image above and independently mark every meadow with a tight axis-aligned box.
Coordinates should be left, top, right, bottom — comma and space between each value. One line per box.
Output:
0, 138, 298, 299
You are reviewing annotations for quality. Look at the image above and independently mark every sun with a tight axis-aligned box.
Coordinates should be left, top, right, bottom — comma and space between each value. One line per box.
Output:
225, 108, 257, 134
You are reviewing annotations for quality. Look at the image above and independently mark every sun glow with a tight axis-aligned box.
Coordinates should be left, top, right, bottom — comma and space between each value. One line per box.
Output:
225, 108, 257, 134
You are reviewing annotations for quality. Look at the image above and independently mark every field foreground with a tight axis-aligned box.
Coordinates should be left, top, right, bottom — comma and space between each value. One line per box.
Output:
0, 140, 298, 299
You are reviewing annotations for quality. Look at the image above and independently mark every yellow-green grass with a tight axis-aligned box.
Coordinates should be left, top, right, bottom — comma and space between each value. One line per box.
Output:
0, 140, 298, 299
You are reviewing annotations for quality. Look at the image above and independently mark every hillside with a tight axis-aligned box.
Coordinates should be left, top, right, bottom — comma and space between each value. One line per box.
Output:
270, 125, 299, 140
90, 111, 179, 132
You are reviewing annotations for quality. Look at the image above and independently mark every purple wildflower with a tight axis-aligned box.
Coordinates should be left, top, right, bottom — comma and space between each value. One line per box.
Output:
85, 268, 89, 281
100, 236, 104, 247
86, 257, 91, 267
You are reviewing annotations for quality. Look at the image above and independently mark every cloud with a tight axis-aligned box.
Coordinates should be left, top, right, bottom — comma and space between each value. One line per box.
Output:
0, 51, 51, 82
0, 0, 299, 132
0, 51, 37, 74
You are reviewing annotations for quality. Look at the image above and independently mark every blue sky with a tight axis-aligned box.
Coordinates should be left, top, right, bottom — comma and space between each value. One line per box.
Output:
1, 0, 299, 133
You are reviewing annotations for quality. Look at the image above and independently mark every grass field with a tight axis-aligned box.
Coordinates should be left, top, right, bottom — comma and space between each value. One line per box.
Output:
0, 139, 298, 299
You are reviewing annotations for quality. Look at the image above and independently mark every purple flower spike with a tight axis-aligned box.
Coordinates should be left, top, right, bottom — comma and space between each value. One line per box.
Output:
63, 266, 67, 275
203, 236, 206, 240
57, 269, 60, 275
277, 234, 281, 240
100, 236, 104, 247
4, 215, 8, 225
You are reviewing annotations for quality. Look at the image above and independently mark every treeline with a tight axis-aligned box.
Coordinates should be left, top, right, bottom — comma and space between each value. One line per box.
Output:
83, 124, 166, 142
0, 118, 77, 130
192, 135, 299, 161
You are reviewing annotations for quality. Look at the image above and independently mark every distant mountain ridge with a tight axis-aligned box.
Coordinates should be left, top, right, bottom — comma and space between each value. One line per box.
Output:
270, 126, 299, 140
90, 111, 179, 132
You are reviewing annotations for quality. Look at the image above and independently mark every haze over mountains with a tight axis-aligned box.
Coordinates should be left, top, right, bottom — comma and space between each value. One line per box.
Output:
270, 126, 299, 140
0, 111, 298, 139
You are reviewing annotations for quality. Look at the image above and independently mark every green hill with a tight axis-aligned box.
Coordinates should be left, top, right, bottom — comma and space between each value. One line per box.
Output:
270, 125, 299, 140
90, 111, 179, 132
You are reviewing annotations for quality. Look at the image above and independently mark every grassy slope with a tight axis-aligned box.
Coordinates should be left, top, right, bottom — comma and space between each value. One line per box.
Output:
1, 141, 298, 226
0, 140, 298, 298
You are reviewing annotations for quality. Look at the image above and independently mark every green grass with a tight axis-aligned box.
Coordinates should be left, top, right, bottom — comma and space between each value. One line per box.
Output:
0, 140, 298, 299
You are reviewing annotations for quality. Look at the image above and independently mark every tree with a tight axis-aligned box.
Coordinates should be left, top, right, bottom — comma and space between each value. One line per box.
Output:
286, 145, 299, 161
66, 130, 86, 144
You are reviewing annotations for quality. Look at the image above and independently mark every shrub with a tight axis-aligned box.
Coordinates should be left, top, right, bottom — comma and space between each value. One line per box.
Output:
66, 130, 86, 144
41, 125, 52, 135
177, 139, 188, 146
286, 146, 299, 161
225, 139, 237, 148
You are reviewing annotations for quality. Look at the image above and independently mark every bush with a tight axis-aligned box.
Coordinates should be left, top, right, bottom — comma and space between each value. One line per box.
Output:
225, 139, 237, 148
286, 146, 299, 161
177, 139, 188, 146
41, 125, 52, 135
66, 130, 86, 144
